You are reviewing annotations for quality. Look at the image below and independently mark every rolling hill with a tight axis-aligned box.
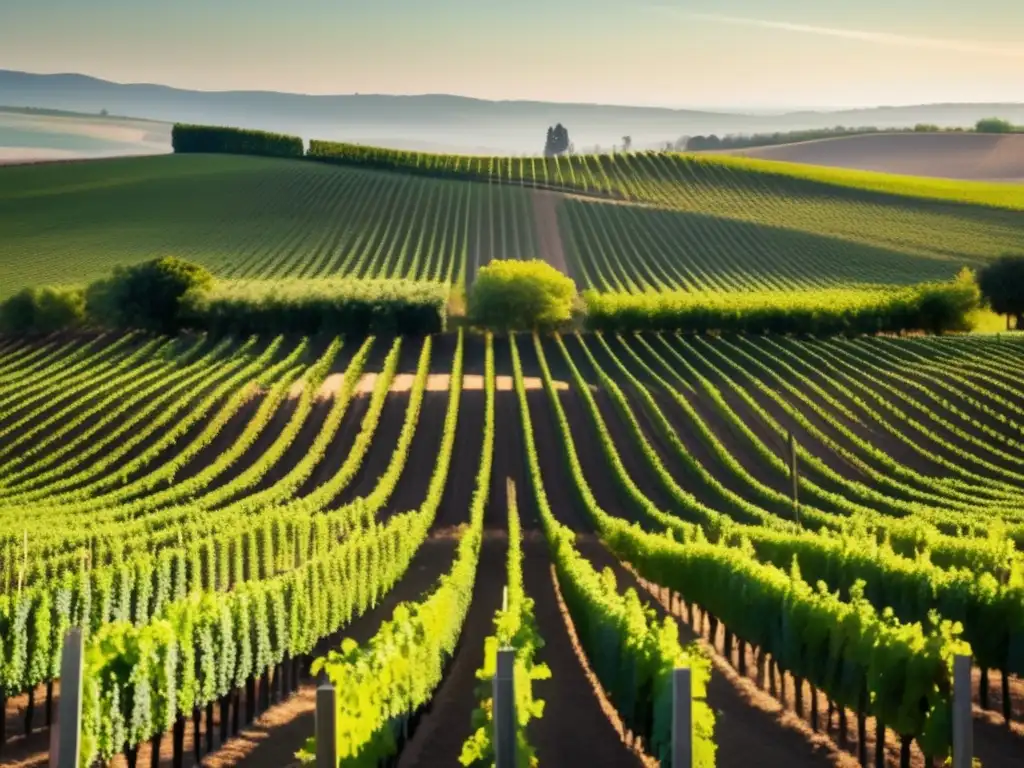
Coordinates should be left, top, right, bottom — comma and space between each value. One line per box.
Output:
723, 132, 1024, 181
0, 106, 171, 164
1, 150, 1021, 300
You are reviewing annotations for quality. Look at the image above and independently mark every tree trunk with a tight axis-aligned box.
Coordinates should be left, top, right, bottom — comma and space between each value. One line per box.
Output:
839, 707, 848, 747
858, 687, 868, 766
780, 668, 788, 707
261, 668, 271, 710
232, 688, 241, 734
980, 667, 989, 709
738, 640, 747, 677
1015, 312, 1023, 332
193, 707, 203, 762
723, 629, 733, 666
24, 687, 34, 736
769, 661, 777, 697
150, 732, 162, 768
899, 735, 912, 768
172, 715, 186, 768
278, 660, 287, 701
46, 680, 54, 727
126, 745, 139, 768
755, 648, 766, 689
857, 710, 867, 766
205, 701, 215, 753
1002, 669, 1012, 725
220, 695, 230, 742
245, 677, 256, 723
795, 676, 805, 717
875, 720, 885, 768
810, 686, 819, 731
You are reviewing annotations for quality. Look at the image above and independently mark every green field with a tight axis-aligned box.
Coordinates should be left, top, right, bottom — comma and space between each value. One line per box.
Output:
2, 151, 1022, 301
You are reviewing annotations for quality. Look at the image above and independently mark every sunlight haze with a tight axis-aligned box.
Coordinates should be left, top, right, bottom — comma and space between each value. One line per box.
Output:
1, 0, 1022, 108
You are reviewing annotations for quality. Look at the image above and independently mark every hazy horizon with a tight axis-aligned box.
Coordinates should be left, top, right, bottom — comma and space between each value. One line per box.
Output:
2, 0, 1022, 111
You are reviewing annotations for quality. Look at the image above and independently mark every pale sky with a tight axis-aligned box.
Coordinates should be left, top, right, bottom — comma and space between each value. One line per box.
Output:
1, 0, 1022, 109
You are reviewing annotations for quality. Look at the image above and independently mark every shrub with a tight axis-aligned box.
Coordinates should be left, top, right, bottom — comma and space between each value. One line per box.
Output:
468, 260, 576, 331
583, 279, 979, 336
975, 118, 1016, 134
86, 257, 213, 333
172, 124, 304, 158
188, 278, 447, 336
0, 286, 86, 333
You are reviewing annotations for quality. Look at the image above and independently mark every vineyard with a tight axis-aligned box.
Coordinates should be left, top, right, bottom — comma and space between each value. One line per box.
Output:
1, 329, 1023, 767
3, 151, 1023, 301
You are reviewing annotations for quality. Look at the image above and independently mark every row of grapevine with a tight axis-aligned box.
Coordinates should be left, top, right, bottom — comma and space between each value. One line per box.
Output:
1, 156, 551, 295
299, 332, 494, 765
526, 331, 974, 761
510, 334, 716, 766
552, 334, 1024, 705
459, 478, 548, 767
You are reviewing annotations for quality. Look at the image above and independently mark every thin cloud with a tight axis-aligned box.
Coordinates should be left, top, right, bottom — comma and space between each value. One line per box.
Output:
656, 8, 1024, 59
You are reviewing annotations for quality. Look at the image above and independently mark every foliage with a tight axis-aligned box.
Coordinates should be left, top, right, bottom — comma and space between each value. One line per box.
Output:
526, 330, 975, 760
510, 334, 716, 766
0, 286, 85, 332
975, 117, 1019, 134
86, 257, 213, 333
298, 334, 493, 766
469, 260, 576, 332
190, 278, 448, 336
543, 124, 571, 157
460, 479, 549, 767
583, 279, 979, 335
171, 123, 304, 158
977, 254, 1024, 328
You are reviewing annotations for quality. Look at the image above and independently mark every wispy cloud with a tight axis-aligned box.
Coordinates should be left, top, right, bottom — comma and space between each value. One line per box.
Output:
654, 8, 1024, 59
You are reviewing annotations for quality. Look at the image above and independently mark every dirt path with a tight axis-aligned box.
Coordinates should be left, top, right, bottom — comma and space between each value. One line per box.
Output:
531, 189, 570, 277
523, 536, 647, 767
396, 535, 506, 768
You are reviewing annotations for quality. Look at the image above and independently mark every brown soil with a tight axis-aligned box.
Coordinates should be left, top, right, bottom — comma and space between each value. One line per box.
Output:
293, 392, 369, 496
536, 542, 650, 767
724, 132, 1024, 181
531, 189, 570, 275
396, 535, 507, 768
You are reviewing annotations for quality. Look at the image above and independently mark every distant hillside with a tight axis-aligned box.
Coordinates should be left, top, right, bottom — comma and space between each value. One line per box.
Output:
3, 69, 1024, 154
724, 133, 1024, 181
0, 106, 171, 164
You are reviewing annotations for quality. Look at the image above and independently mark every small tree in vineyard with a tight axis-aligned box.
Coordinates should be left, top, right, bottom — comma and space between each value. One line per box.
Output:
86, 256, 213, 333
978, 255, 1024, 330
469, 260, 576, 331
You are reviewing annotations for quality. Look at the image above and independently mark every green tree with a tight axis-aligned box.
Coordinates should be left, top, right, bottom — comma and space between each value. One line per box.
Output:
977, 255, 1024, 330
0, 286, 85, 332
975, 117, 1015, 133
87, 257, 213, 333
469, 260, 576, 331
543, 124, 571, 157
